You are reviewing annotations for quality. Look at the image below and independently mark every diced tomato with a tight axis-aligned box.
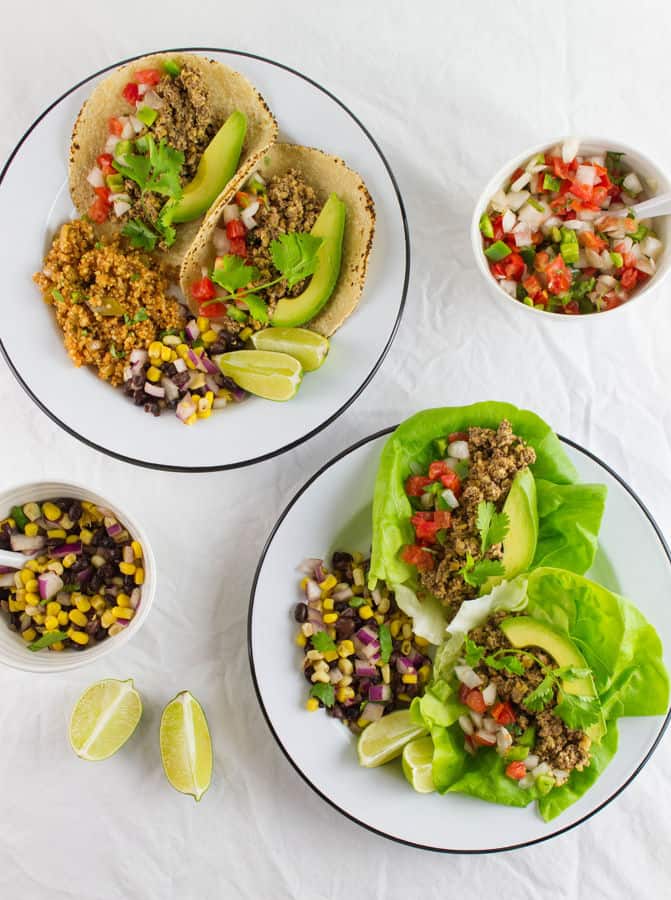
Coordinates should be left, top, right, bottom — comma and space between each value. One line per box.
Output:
601, 294, 622, 311
534, 291, 549, 307
509, 167, 524, 184
501, 252, 524, 281
428, 460, 451, 480
534, 251, 550, 273
88, 195, 110, 223
505, 761, 527, 780
94, 186, 111, 202
229, 237, 247, 258
579, 231, 607, 252
401, 544, 435, 572
523, 274, 542, 298
464, 689, 486, 714
621, 268, 638, 290
550, 196, 568, 214
448, 431, 468, 443
549, 156, 570, 179
405, 475, 431, 497
122, 82, 140, 104
440, 469, 462, 497
199, 300, 227, 318
546, 255, 571, 295
96, 153, 116, 176
410, 513, 440, 543
569, 179, 594, 203
433, 509, 452, 529
491, 702, 516, 725
491, 215, 505, 241
490, 261, 508, 279
108, 117, 123, 136
622, 252, 637, 268
235, 191, 252, 209
225, 219, 247, 240
582, 267, 597, 278
134, 68, 162, 85
190, 276, 217, 302
564, 300, 580, 315
592, 186, 609, 207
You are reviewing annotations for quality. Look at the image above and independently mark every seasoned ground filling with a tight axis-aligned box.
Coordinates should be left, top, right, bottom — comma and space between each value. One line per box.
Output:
469, 613, 592, 774
33, 219, 184, 385
246, 169, 321, 306
421, 421, 536, 617
121, 64, 220, 232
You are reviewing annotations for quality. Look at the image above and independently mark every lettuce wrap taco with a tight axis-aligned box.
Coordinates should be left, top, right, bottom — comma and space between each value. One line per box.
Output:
69, 52, 277, 266
179, 142, 375, 339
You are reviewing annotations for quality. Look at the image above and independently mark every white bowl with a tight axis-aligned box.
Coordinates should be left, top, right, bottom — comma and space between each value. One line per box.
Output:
471, 136, 671, 319
0, 482, 155, 673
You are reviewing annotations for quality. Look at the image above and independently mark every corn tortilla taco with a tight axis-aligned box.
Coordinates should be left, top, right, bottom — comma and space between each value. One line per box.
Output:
69, 52, 277, 267
179, 142, 375, 338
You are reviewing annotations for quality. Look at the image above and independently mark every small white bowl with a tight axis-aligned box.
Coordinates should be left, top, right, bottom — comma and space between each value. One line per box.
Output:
0, 482, 155, 673
471, 136, 671, 319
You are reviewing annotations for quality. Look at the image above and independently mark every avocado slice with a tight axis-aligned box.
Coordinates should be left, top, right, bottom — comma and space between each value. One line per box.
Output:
499, 616, 605, 741
271, 193, 346, 328
167, 110, 247, 225
483, 468, 538, 592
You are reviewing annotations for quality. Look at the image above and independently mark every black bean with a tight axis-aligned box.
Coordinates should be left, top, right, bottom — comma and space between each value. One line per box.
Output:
331, 551, 353, 570
335, 617, 355, 640
94, 627, 108, 643
294, 602, 308, 623
68, 501, 82, 522
144, 402, 160, 417
85, 616, 99, 635
123, 575, 135, 591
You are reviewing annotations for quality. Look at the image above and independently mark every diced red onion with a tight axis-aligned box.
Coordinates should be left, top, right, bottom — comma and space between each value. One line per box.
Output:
9, 533, 45, 552
52, 542, 82, 557
331, 586, 353, 602
222, 204, 239, 224
314, 561, 327, 583
38, 571, 64, 601
129, 348, 148, 367
173, 358, 187, 374
160, 377, 180, 403
354, 659, 377, 678
368, 684, 391, 703
144, 381, 165, 399
176, 396, 197, 423
0, 573, 17, 587
360, 702, 385, 722
304, 578, 321, 602
200, 355, 218, 376
355, 625, 379, 645
396, 656, 416, 675
297, 558, 320, 575
185, 320, 200, 342
354, 638, 380, 660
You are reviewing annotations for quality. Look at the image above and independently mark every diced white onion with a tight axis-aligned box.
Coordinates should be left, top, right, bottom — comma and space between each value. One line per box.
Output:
623, 172, 643, 195
541, 215, 562, 235
585, 249, 604, 268
496, 728, 513, 753
499, 279, 517, 296
241, 200, 260, 230
222, 204, 240, 224
213, 228, 231, 255
510, 171, 531, 192
524, 754, 540, 770
532, 762, 552, 778
142, 89, 163, 110
442, 489, 459, 509
475, 729, 497, 746
513, 224, 533, 247
113, 200, 131, 217
576, 164, 597, 187
640, 235, 662, 258
454, 665, 482, 689
518, 200, 550, 230
249, 170, 265, 186
482, 683, 497, 706
469, 711, 483, 729
120, 118, 134, 141
104, 135, 120, 154
129, 115, 144, 135
562, 218, 586, 231
483, 717, 498, 734
448, 440, 470, 460
137, 83, 148, 98
529, 173, 540, 194
86, 167, 105, 188
577, 208, 601, 221
519, 775, 535, 790
109, 192, 130, 203
502, 209, 516, 232
458, 714, 474, 736
635, 256, 655, 276
506, 190, 530, 212
587, 155, 606, 166
490, 189, 508, 212
562, 137, 580, 163
597, 274, 617, 289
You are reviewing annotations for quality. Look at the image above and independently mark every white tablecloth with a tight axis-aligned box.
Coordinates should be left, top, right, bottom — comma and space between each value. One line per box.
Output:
1, 2, 670, 897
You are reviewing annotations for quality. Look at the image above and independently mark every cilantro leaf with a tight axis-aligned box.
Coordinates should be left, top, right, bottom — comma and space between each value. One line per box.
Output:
270, 232, 323, 287
476, 501, 510, 554
133, 307, 148, 323
113, 149, 151, 192
310, 683, 335, 708
311, 632, 336, 653
464, 638, 485, 668
379, 623, 392, 664
522, 674, 556, 712
485, 653, 525, 675
554, 694, 602, 731
241, 293, 269, 324
146, 137, 184, 199
27, 630, 69, 652
461, 556, 505, 587
211, 255, 259, 294
122, 219, 158, 251
476, 502, 494, 553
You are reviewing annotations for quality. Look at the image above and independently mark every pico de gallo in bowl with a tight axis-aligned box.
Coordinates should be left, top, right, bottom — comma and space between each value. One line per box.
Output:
474, 138, 669, 315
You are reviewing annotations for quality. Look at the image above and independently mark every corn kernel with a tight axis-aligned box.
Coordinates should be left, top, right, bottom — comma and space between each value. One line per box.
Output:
352, 551, 364, 564
323, 612, 338, 624
115, 593, 130, 609
311, 670, 330, 684
68, 630, 89, 646
295, 632, 307, 647
337, 640, 355, 658
80, 528, 93, 545
299, 577, 308, 591
397, 692, 411, 703
305, 697, 320, 711
338, 657, 353, 675
148, 340, 163, 359
374, 613, 385, 625
339, 674, 353, 687
75, 596, 91, 613
100, 610, 115, 628
414, 635, 430, 648
323, 650, 338, 663
69, 609, 87, 627
9, 598, 25, 612
239, 327, 253, 341
322, 597, 334, 611
108, 623, 124, 637
24, 522, 39, 537
49, 642, 64, 652
25, 579, 39, 593
47, 528, 66, 540
176, 343, 189, 358
131, 541, 143, 559
300, 622, 313, 637
402, 623, 413, 640
25, 559, 40, 572
46, 601, 61, 617
196, 316, 210, 332
112, 607, 134, 620
57, 610, 69, 626
306, 649, 323, 662
359, 605, 373, 620
146, 365, 161, 383
21, 628, 37, 642
327, 626, 336, 640
62, 553, 77, 569
23, 502, 40, 522
46, 560, 63, 575
352, 566, 365, 586
20, 569, 32, 585
336, 686, 355, 702
402, 673, 418, 685
119, 562, 136, 576
66, 534, 79, 544
382, 664, 391, 683
134, 567, 145, 585
32, 613, 46, 625
184, 355, 197, 371
418, 664, 431, 682
42, 502, 61, 521
201, 329, 217, 344
44, 615, 59, 631
91, 595, 105, 614
357, 717, 371, 729
25, 592, 39, 606
319, 574, 337, 593
400, 639, 413, 656
158, 344, 171, 362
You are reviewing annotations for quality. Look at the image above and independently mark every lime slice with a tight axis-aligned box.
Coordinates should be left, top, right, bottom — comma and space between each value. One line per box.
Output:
402, 736, 436, 793
68, 678, 142, 761
357, 709, 427, 768
160, 691, 212, 801
250, 327, 329, 372
217, 350, 303, 401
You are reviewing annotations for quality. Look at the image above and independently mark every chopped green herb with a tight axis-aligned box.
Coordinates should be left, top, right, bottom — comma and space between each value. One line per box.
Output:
379, 623, 392, 664
211, 255, 260, 294
464, 638, 485, 668
554, 693, 602, 730
519, 246, 536, 267
10, 505, 29, 532
311, 631, 336, 652
133, 307, 148, 323
51, 289, 65, 304
27, 631, 70, 652
270, 232, 323, 287
310, 682, 335, 708
109, 344, 125, 360
459, 553, 505, 587
475, 501, 510, 555
122, 219, 158, 251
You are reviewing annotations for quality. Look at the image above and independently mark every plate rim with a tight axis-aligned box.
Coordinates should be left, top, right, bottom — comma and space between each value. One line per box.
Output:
248, 425, 671, 853
0, 47, 410, 473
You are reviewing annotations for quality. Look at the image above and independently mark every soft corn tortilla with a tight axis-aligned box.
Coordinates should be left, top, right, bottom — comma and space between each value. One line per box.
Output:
69, 52, 278, 268
179, 143, 376, 336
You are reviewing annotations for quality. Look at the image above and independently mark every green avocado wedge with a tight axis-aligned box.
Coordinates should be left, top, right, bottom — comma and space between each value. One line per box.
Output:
271, 193, 346, 328
499, 615, 606, 741
483, 468, 538, 593
167, 110, 247, 225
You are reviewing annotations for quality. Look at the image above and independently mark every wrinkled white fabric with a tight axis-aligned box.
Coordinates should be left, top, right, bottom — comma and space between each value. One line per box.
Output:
1, 1, 670, 897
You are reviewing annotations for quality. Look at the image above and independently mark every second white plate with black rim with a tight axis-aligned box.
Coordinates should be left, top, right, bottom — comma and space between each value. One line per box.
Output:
0, 48, 408, 471
249, 427, 671, 852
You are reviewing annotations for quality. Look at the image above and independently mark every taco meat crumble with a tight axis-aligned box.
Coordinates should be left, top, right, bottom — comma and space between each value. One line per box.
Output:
421, 421, 536, 618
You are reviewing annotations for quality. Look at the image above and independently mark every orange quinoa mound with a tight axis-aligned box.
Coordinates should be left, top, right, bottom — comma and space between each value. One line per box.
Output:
34, 219, 184, 385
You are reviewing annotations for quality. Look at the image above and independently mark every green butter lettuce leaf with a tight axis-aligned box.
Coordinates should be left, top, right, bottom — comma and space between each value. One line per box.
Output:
447, 744, 541, 808
431, 725, 467, 792
369, 403, 606, 593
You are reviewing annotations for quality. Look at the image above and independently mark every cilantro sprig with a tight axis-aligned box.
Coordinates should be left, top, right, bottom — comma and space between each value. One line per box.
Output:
310, 632, 336, 653
476, 501, 510, 555
310, 683, 335, 708
460, 553, 505, 587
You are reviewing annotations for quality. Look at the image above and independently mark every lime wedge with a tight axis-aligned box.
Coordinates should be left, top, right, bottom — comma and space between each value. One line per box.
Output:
217, 350, 303, 401
68, 678, 142, 761
160, 691, 212, 801
250, 327, 329, 372
357, 709, 427, 768
402, 736, 436, 793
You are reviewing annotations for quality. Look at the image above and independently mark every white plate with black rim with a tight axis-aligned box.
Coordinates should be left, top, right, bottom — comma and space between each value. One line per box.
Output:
249, 427, 671, 853
0, 48, 408, 471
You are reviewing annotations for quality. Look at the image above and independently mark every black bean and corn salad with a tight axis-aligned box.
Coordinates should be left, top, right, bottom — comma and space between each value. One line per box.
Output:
294, 552, 432, 733
0, 498, 145, 652
122, 313, 248, 422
